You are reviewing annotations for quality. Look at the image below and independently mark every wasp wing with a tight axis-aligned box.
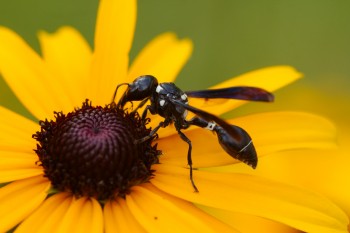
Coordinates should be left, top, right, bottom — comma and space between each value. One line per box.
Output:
170, 99, 257, 168
171, 99, 241, 137
185, 86, 274, 102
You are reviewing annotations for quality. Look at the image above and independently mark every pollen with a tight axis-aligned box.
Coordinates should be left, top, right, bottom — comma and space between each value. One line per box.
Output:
32, 100, 160, 200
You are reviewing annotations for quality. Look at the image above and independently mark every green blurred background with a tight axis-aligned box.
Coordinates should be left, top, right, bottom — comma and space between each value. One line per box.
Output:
0, 0, 349, 128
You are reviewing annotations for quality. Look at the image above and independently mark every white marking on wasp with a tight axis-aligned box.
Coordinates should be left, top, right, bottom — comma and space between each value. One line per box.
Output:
181, 94, 188, 100
183, 110, 188, 118
205, 122, 216, 131
238, 140, 253, 153
156, 85, 163, 93
159, 99, 166, 106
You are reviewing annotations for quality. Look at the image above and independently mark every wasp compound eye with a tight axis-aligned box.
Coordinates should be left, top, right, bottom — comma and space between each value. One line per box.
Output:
33, 100, 160, 200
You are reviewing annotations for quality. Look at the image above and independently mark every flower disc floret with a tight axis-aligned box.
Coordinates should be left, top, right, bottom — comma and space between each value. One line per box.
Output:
33, 100, 160, 200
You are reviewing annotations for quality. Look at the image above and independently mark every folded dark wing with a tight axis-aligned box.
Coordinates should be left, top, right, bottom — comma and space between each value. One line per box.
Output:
185, 86, 274, 102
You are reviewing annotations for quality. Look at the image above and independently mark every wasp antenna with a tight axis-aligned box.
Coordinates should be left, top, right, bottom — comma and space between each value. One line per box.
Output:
112, 83, 129, 104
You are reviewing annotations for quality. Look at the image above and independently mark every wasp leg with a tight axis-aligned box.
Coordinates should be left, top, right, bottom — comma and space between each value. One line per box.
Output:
141, 105, 156, 120
177, 130, 199, 192
135, 119, 170, 144
131, 97, 150, 114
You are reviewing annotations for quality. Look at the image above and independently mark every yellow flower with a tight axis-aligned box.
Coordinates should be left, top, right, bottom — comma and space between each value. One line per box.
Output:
0, 0, 348, 232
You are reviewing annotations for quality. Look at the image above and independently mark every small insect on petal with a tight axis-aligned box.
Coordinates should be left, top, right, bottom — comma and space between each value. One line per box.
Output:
112, 75, 273, 191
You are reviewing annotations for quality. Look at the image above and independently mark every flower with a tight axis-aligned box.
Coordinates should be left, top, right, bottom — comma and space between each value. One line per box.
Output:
0, 0, 348, 232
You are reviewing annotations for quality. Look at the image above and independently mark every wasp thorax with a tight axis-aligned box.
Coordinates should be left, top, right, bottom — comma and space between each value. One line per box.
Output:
33, 100, 160, 200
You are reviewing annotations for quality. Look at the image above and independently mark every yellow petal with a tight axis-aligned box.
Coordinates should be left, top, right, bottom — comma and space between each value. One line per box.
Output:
0, 150, 42, 182
189, 66, 302, 115
232, 147, 350, 222
158, 111, 336, 168
0, 176, 50, 233
198, 205, 302, 233
0, 108, 41, 182
89, 0, 136, 105
128, 33, 193, 83
126, 184, 238, 233
0, 140, 35, 153
0, 106, 38, 145
158, 129, 234, 167
0, 169, 43, 183
40, 199, 74, 233
151, 165, 349, 233
56, 197, 103, 233
15, 192, 71, 233
0, 27, 73, 120
0, 151, 38, 169
232, 111, 337, 155
38, 26, 92, 107
104, 198, 146, 233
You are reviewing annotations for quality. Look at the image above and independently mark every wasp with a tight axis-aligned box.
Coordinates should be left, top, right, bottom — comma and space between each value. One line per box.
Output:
113, 75, 273, 191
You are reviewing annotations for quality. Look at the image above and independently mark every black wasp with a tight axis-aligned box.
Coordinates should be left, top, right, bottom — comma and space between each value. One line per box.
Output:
112, 75, 274, 192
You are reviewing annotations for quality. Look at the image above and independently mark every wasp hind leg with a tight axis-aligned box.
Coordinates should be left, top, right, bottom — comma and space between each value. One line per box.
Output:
177, 129, 199, 192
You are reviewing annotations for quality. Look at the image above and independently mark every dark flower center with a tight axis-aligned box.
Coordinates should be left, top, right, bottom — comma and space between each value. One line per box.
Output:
33, 100, 160, 200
